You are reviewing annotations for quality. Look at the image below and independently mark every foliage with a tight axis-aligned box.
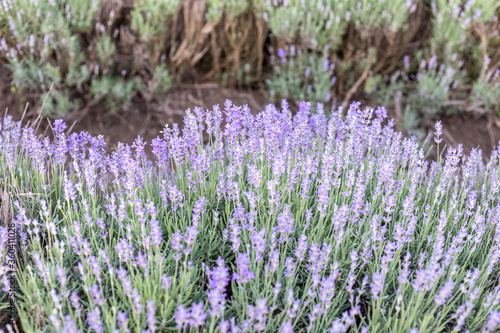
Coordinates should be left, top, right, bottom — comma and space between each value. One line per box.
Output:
411, 55, 464, 118
130, 0, 178, 98
90, 75, 143, 113
205, 0, 250, 22
428, 0, 499, 58
472, 72, 500, 115
266, 45, 335, 106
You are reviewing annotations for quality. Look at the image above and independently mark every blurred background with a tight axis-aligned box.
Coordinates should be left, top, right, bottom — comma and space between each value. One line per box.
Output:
1, 0, 500, 162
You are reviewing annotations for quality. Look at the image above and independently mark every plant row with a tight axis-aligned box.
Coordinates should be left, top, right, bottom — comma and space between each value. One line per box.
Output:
0, 0, 499, 124
1, 100, 500, 332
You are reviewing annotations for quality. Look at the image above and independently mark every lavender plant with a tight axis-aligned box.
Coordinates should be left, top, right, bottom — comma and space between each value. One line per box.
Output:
0, 0, 100, 115
130, 0, 178, 99
346, 0, 411, 34
472, 69, 500, 115
255, 0, 350, 50
266, 45, 335, 106
2, 100, 500, 332
372, 53, 464, 144
412, 54, 465, 118
428, 0, 499, 59
0, 0, 175, 116
205, 0, 250, 22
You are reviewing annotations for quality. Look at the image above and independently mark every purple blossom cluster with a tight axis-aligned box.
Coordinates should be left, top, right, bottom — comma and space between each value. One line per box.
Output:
2, 100, 500, 333
173, 302, 207, 329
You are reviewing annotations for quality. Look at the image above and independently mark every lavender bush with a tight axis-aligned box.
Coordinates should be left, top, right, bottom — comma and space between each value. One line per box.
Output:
1, 100, 500, 332
266, 45, 335, 105
0, 0, 175, 115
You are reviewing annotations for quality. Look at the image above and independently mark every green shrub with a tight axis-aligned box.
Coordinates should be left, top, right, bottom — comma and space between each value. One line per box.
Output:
0, 0, 175, 116
266, 45, 335, 106
472, 69, 500, 115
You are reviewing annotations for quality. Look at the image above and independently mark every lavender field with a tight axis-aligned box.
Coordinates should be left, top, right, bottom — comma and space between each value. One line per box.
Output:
1, 100, 500, 332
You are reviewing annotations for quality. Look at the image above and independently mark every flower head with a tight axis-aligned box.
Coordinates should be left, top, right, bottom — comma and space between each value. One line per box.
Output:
434, 121, 443, 144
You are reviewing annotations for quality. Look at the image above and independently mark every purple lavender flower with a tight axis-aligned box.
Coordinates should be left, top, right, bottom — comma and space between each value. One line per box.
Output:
53, 127, 68, 165
151, 137, 169, 170
287, 299, 301, 319
161, 275, 172, 290
132, 135, 147, 161
434, 120, 443, 144
70, 292, 81, 317
412, 263, 438, 292
307, 303, 324, 330
117, 311, 130, 333
149, 217, 162, 248
115, 238, 134, 263
167, 181, 185, 211
170, 230, 184, 260
305, 67, 311, 78
173, 305, 190, 329
189, 302, 207, 327
53, 119, 67, 134
276, 204, 295, 241
49, 313, 61, 331
300, 174, 312, 200
284, 257, 295, 278
398, 252, 412, 286
247, 298, 268, 331
229, 219, 242, 253
50, 289, 62, 311
277, 48, 287, 63
116, 267, 133, 298
87, 308, 103, 333
286, 289, 295, 306
323, 58, 330, 72
304, 209, 312, 227
192, 196, 208, 224
280, 320, 293, 333
452, 300, 474, 331
61, 314, 79, 333
251, 228, 267, 262
32, 251, 49, 284
267, 179, 279, 199
219, 320, 230, 333
233, 201, 246, 222
244, 190, 260, 210
317, 181, 331, 217
88, 284, 105, 306
132, 288, 143, 314
482, 311, 500, 332
55, 265, 68, 291
435, 279, 455, 306
206, 257, 230, 317
134, 251, 149, 270
183, 225, 199, 255
370, 271, 385, 300
265, 249, 280, 275
295, 234, 308, 260
96, 218, 108, 239
233, 252, 255, 283
319, 267, 340, 308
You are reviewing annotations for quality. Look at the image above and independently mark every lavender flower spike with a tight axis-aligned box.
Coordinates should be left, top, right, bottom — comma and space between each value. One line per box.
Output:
434, 120, 443, 144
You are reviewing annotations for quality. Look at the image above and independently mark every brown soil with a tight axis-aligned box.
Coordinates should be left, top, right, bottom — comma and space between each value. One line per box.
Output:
1, 64, 500, 165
